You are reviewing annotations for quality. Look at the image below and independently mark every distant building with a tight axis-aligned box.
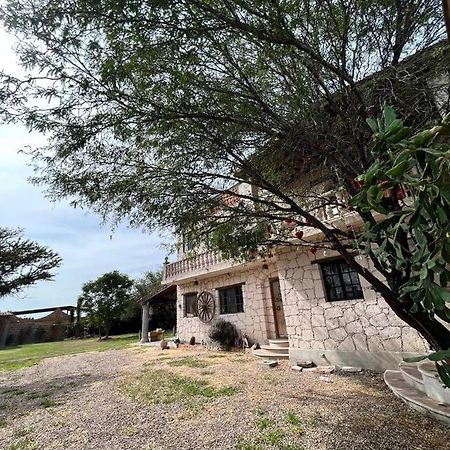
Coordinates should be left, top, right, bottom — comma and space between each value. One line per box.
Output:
0, 306, 74, 347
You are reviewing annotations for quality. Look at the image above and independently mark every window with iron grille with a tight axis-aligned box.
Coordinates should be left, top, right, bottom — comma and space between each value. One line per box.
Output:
218, 285, 244, 314
320, 260, 363, 301
183, 293, 198, 316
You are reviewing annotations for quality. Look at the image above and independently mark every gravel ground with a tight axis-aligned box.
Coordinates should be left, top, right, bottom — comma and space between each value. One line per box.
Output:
0, 346, 449, 450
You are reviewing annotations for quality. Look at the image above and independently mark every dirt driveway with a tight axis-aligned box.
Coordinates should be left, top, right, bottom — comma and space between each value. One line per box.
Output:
0, 346, 448, 450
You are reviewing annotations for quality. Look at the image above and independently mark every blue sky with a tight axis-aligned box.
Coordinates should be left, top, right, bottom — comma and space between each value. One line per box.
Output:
0, 29, 169, 315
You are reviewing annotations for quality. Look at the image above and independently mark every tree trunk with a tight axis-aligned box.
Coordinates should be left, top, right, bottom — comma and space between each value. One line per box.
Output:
443, 0, 450, 42
382, 293, 450, 351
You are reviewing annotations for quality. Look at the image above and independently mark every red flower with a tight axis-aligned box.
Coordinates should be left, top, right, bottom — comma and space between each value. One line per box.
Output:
294, 230, 304, 240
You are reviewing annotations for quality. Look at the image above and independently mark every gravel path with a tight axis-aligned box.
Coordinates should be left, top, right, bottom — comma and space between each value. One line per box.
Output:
0, 346, 448, 450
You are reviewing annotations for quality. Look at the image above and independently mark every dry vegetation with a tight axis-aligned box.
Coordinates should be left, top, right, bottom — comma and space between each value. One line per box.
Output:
0, 344, 448, 450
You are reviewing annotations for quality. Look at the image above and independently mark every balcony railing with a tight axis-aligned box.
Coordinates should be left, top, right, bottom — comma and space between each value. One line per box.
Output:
163, 189, 357, 282
163, 250, 224, 281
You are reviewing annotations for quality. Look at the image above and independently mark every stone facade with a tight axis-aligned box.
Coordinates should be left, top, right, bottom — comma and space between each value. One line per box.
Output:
175, 247, 429, 367
177, 263, 278, 344
276, 248, 428, 354
0, 309, 71, 347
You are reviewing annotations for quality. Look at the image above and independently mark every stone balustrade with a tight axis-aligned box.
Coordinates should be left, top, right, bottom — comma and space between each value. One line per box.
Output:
163, 250, 224, 282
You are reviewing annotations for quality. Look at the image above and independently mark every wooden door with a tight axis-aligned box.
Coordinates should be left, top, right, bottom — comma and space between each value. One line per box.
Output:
270, 279, 287, 338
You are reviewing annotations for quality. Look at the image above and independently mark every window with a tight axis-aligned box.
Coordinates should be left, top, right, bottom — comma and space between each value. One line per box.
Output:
320, 260, 363, 301
183, 293, 198, 316
218, 285, 244, 314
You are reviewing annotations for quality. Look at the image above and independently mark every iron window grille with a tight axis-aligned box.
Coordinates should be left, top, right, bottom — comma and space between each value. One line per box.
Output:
218, 285, 244, 314
320, 260, 363, 301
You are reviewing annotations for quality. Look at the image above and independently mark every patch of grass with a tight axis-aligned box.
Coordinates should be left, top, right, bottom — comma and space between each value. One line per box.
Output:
199, 369, 214, 376
308, 413, 322, 428
2, 388, 26, 396
0, 419, 7, 428
118, 368, 238, 406
167, 357, 211, 369
235, 439, 262, 450
286, 411, 302, 426
254, 407, 268, 417
0, 334, 138, 372
282, 445, 305, 450
255, 417, 271, 431
40, 399, 57, 408
122, 425, 139, 436
5, 437, 37, 450
206, 353, 228, 359
259, 429, 285, 446
14, 428, 32, 438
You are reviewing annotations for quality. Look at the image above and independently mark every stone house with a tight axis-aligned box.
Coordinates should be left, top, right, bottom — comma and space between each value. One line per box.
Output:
0, 307, 73, 347
162, 185, 429, 371
159, 43, 448, 371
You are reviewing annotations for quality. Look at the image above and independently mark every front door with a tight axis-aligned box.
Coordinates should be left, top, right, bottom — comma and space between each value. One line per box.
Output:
270, 278, 287, 338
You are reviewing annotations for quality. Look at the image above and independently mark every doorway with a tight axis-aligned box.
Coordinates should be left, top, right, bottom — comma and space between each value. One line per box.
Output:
270, 278, 287, 338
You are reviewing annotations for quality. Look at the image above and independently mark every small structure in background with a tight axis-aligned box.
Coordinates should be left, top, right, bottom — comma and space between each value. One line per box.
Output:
0, 306, 75, 347
140, 285, 176, 344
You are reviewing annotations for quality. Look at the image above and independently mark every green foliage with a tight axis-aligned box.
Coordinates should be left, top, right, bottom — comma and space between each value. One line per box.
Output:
350, 108, 450, 383
33, 326, 45, 343
0, 227, 61, 297
286, 411, 302, 426
255, 416, 271, 431
121, 270, 162, 322
350, 109, 450, 316
79, 271, 133, 337
208, 319, 239, 351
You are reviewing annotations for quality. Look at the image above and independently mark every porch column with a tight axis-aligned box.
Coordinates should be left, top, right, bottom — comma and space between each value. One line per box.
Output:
140, 303, 150, 344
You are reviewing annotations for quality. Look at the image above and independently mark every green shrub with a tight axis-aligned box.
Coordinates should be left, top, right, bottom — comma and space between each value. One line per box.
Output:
33, 326, 46, 343
208, 320, 238, 350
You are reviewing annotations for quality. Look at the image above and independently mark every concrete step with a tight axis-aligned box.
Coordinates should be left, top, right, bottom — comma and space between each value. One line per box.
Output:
267, 339, 289, 348
399, 364, 426, 394
260, 344, 289, 354
384, 370, 450, 425
253, 349, 289, 359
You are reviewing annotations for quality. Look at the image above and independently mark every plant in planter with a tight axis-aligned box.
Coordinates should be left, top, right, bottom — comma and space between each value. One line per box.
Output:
208, 319, 239, 351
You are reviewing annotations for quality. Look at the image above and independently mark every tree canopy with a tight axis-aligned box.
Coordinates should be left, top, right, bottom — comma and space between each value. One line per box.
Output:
0, 1, 449, 355
79, 270, 133, 337
0, 227, 61, 297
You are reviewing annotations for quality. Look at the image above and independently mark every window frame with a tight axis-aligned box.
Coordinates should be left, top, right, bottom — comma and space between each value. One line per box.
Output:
217, 284, 244, 315
319, 259, 364, 302
183, 292, 198, 317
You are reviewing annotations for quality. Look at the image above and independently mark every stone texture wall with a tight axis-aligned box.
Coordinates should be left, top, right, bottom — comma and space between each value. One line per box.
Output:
0, 309, 70, 347
276, 249, 429, 354
176, 264, 278, 344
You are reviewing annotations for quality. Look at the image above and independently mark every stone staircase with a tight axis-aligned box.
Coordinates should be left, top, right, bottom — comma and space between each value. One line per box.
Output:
253, 338, 289, 360
384, 362, 450, 425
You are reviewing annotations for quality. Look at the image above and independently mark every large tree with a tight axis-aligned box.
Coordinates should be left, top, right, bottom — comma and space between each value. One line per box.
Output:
0, 227, 61, 297
79, 271, 133, 338
0, 1, 449, 353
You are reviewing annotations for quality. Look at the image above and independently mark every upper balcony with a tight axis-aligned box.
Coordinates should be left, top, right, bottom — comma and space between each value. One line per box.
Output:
161, 188, 368, 285
162, 249, 252, 284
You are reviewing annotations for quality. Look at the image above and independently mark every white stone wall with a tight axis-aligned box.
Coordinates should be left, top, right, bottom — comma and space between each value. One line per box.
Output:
276, 248, 429, 353
176, 264, 278, 344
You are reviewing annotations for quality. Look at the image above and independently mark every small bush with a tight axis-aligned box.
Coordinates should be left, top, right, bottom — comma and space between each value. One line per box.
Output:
208, 320, 238, 350
33, 326, 46, 343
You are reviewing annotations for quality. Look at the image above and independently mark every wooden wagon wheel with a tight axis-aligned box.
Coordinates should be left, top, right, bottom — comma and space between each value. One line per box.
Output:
196, 291, 215, 323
